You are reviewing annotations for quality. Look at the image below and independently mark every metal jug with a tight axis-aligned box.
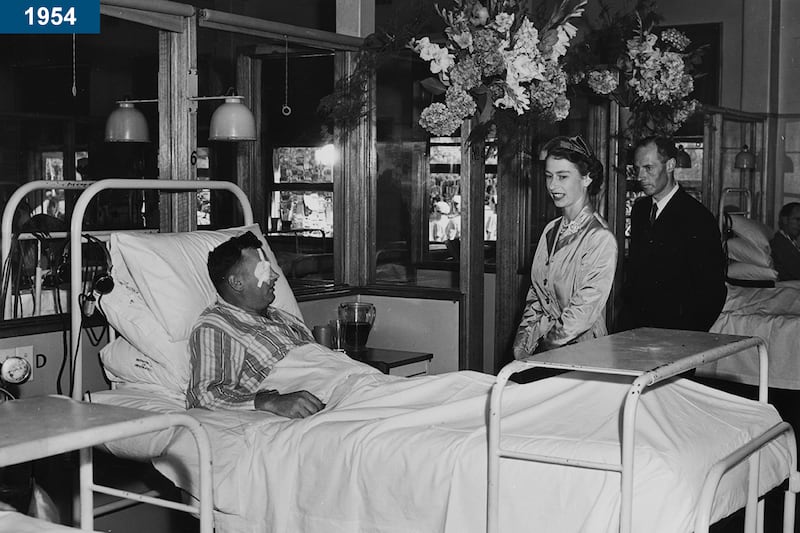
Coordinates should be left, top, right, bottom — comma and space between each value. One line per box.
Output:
337, 302, 375, 354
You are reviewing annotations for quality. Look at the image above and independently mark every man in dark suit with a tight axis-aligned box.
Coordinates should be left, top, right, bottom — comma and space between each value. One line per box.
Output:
623, 136, 727, 332
770, 202, 800, 281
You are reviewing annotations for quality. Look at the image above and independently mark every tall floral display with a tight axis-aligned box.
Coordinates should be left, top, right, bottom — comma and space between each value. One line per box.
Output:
567, 4, 705, 140
409, 0, 586, 139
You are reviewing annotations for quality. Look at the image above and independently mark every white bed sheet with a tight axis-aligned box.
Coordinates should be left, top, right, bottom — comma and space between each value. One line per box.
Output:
94, 347, 793, 533
0, 511, 100, 533
699, 281, 800, 388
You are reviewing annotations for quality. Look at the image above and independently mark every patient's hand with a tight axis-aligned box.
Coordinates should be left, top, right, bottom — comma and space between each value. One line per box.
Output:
254, 390, 324, 418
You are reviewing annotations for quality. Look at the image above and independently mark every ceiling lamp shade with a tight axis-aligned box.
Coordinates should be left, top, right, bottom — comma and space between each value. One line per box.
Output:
209, 96, 256, 141
675, 145, 692, 168
734, 144, 756, 170
105, 102, 150, 142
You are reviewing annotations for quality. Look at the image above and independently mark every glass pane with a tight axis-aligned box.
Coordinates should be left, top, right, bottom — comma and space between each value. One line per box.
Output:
274, 146, 334, 184
374, 48, 499, 288
267, 190, 333, 281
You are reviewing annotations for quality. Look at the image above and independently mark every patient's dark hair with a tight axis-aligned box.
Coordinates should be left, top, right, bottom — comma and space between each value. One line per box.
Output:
207, 231, 262, 294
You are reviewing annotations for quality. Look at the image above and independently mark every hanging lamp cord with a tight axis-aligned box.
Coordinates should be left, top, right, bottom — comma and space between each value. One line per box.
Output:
282, 36, 291, 116
72, 34, 77, 98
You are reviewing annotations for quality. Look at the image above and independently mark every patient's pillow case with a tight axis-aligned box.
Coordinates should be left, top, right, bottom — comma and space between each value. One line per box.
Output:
101, 223, 301, 392
113, 223, 301, 341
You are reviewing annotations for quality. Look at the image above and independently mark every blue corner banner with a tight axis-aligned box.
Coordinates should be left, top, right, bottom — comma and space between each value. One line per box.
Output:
0, 0, 99, 34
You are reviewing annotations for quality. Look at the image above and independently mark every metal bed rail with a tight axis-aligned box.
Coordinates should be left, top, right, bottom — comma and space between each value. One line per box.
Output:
0, 180, 97, 319
487, 331, 797, 533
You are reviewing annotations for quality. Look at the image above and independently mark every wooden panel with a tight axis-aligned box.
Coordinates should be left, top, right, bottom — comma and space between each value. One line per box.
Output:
459, 119, 484, 372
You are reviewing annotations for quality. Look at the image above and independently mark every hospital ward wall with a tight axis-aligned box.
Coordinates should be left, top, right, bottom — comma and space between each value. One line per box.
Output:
298, 273, 497, 374
0, 330, 106, 399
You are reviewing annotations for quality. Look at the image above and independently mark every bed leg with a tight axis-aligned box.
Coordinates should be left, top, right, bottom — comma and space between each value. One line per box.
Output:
784, 484, 797, 532
743, 456, 760, 533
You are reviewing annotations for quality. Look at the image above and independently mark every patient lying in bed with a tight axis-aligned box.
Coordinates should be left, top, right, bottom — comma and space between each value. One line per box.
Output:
187, 230, 329, 418
89, 224, 796, 533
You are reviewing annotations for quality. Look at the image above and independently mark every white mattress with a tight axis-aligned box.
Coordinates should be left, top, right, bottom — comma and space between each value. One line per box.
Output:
0, 511, 99, 533
93, 347, 793, 533
700, 281, 800, 388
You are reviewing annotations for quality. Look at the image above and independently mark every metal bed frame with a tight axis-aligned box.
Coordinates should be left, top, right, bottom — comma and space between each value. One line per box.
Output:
0, 178, 253, 532
488, 328, 800, 533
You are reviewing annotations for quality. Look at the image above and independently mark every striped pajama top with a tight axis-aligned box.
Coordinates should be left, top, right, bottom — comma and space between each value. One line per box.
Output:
187, 298, 313, 410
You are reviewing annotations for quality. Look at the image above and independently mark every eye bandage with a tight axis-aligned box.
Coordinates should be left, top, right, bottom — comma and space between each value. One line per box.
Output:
254, 249, 273, 287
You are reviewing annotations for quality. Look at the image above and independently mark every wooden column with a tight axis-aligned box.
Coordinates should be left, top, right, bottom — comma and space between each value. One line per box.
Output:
237, 54, 265, 228
158, 15, 197, 232
334, 51, 374, 286
492, 126, 528, 372
605, 101, 626, 332
460, 119, 484, 371
335, 0, 374, 286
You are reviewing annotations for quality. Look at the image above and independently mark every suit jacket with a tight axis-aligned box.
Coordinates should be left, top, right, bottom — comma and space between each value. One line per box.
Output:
623, 186, 727, 332
770, 231, 800, 281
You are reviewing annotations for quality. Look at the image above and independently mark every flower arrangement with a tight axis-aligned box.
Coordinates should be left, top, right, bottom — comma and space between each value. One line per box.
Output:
409, 0, 587, 138
567, 2, 705, 139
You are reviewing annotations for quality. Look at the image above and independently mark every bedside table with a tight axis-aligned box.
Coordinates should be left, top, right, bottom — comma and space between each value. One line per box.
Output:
352, 348, 433, 377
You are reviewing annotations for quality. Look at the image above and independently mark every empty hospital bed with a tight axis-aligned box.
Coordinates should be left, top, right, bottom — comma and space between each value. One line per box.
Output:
23, 178, 800, 532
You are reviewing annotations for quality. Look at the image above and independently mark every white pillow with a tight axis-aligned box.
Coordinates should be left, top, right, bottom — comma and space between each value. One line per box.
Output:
727, 261, 778, 281
726, 237, 772, 268
112, 224, 302, 342
100, 335, 190, 394
728, 215, 774, 250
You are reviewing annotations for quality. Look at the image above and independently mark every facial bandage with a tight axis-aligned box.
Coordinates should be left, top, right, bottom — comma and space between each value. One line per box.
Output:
254, 249, 273, 287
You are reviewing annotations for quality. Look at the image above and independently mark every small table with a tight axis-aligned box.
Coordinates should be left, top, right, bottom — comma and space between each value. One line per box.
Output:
0, 395, 213, 533
351, 348, 433, 377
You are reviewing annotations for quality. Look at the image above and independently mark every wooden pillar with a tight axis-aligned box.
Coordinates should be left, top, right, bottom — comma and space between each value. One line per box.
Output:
158, 15, 197, 232
333, 52, 374, 286
460, 119, 484, 371
493, 126, 528, 372
237, 54, 265, 228
335, 0, 374, 286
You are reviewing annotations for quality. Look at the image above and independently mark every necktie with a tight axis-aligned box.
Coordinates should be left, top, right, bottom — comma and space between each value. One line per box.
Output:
649, 202, 658, 226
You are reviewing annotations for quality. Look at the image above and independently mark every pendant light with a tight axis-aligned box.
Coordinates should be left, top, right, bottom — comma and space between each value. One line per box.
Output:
104, 102, 151, 143
675, 144, 692, 168
105, 90, 256, 143
734, 145, 756, 169
208, 95, 256, 141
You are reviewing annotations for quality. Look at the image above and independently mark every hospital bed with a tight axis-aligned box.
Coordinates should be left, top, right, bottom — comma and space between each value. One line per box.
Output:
696, 188, 800, 389
0, 180, 215, 533
39, 178, 800, 531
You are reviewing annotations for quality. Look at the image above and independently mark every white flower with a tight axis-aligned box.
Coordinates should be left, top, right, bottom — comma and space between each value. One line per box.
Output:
507, 52, 544, 84
513, 18, 540, 51
550, 24, 577, 60
412, 37, 455, 77
494, 82, 530, 114
451, 30, 473, 50
470, 3, 490, 26
491, 13, 514, 34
